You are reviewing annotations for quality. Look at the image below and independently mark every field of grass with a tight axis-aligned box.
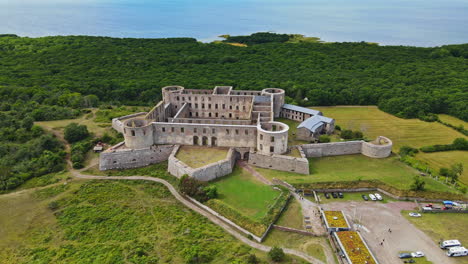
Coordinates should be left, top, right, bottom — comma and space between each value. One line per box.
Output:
276, 118, 310, 146
313, 106, 466, 151
263, 229, 329, 263
286, 147, 303, 158
415, 151, 468, 185
176, 145, 228, 168
36, 109, 112, 137
439, 114, 468, 128
402, 212, 468, 264
211, 167, 281, 221
275, 198, 304, 229
255, 154, 458, 193
0, 178, 294, 264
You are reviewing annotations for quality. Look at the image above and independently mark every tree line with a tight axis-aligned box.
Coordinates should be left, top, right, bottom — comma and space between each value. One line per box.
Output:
0, 33, 466, 121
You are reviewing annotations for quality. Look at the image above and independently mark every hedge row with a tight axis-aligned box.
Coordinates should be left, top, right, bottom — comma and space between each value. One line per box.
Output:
296, 180, 466, 201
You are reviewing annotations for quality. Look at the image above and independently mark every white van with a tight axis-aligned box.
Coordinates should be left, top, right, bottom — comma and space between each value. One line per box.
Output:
447, 247, 468, 257
440, 240, 461, 249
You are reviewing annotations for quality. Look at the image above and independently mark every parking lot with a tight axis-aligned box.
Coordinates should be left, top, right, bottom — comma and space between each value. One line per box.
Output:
322, 199, 456, 264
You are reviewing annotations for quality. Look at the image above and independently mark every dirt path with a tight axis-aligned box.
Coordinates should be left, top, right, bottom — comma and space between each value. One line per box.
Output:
293, 193, 327, 236
237, 160, 272, 185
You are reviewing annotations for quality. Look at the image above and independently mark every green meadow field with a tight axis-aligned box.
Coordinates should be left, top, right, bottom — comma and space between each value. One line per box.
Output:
313, 106, 465, 150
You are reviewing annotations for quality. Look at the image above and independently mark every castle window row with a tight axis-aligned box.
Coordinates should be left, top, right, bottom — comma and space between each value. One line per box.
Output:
158, 126, 253, 136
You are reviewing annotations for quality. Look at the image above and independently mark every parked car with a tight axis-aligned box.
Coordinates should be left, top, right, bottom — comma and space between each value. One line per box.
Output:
411, 251, 424, 258
409, 212, 421, 217
331, 192, 338, 198
324, 193, 330, 199
362, 194, 369, 201
374, 193, 383, 200
399, 253, 412, 259
440, 239, 461, 249
369, 194, 377, 201
338, 192, 344, 198
403, 260, 415, 263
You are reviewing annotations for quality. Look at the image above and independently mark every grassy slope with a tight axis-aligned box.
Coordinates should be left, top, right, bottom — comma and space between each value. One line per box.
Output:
263, 229, 328, 263
256, 154, 457, 193
275, 198, 304, 229
439, 114, 468, 128
211, 167, 281, 221
402, 212, 468, 264
415, 151, 468, 185
176, 145, 228, 168
0, 179, 300, 264
313, 106, 466, 151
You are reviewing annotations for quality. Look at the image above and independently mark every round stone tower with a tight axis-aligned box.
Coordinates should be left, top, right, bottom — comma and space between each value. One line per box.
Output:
123, 118, 154, 149
261, 88, 285, 118
256, 121, 289, 155
162, 86, 184, 104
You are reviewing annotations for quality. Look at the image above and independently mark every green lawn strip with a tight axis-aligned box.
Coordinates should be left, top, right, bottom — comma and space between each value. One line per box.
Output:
255, 154, 458, 194
93, 106, 150, 123
402, 211, 468, 264
263, 229, 328, 263
175, 145, 228, 168
82, 162, 178, 186
275, 198, 304, 229
317, 191, 398, 204
207, 167, 289, 236
211, 167, 281, 221
438, 114, 468, 129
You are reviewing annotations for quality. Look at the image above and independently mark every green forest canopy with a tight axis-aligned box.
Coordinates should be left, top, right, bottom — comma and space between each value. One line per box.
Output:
0, 33, 467, 121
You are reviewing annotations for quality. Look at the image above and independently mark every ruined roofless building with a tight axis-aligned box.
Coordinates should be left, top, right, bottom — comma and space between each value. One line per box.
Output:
99, 86, 339, 176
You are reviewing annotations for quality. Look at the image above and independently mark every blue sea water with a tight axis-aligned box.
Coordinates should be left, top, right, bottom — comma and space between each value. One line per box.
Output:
1, 0, 468, 46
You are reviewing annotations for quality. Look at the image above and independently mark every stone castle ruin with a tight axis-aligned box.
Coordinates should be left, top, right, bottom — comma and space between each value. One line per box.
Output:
100, 86, 392, 180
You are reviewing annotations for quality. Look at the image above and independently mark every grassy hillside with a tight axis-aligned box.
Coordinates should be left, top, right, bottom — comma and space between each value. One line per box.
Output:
313, 106, 466, 151
415, 151, 468, 185
0, 179, 304, 264
255, 155, 457, 194
439, 114, 468, 128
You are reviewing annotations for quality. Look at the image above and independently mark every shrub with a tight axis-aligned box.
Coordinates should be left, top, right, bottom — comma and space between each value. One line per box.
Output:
335, 125, 341, 131
268, 247, 285, 262
399, 146, 419, 157
318, 135, 331, 143
246, 254, 259, 264
48, 201, 59, 210
179, 175, 214, 202
420, 138, 468, 153
64, 123, 89, 143
410, 176, 426, 191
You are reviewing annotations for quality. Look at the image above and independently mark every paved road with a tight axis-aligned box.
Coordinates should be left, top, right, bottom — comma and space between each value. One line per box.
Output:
323, 201, 456, 264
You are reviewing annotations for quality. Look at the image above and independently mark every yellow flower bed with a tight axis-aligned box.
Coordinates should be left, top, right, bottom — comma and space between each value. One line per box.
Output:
336, 231, 376, 264
324, 211, 348, 228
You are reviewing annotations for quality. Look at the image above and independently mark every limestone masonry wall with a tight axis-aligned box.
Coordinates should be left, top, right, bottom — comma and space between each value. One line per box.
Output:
301, 141, 362, 157
248, 147, 309, 174
100, 144, 174, 170
168, 146, 237, 181
112, 112, 147, 133
361, 136, 393, 158
301, 137, 392, 158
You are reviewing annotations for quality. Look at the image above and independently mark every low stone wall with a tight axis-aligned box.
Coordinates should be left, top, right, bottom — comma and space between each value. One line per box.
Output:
168, 146, 237, 181
301, 141, 362, 157
111, 112, 147, 133
99, 144, 174, 170
301, 136, 392, 159
272, 225, 317, 236
248, 147, 309, 174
